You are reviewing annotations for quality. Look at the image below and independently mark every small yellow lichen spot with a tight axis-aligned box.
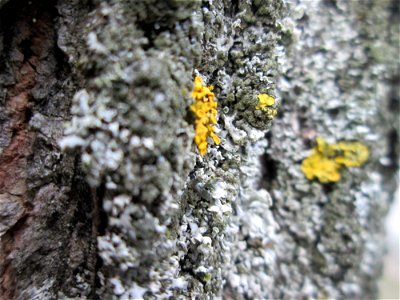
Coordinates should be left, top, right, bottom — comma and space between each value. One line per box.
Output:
256, 94, 275, 109
190, 75, 220, 156
256, 93, 277, 119
334, 141, 369, 167
301, 150, 342, 183
301, 137, 369, 183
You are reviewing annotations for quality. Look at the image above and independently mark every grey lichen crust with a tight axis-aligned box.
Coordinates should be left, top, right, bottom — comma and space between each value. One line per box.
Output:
60, 0, 399, 299
268, 1, 399, 298
61, 0, 202, 298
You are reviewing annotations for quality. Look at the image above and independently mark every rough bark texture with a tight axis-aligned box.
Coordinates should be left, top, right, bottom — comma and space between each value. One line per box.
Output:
0, 1, 95, 299
0, 0, 398, 299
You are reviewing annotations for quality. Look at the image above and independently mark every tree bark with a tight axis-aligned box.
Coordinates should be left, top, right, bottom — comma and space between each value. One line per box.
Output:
0, 0, 398, 299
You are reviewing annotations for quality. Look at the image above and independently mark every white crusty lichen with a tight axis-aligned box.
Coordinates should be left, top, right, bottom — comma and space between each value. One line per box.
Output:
60, 1, 201, 298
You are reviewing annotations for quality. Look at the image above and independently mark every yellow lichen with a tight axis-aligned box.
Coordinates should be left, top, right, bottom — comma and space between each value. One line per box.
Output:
301, 137, 369, 183
190, 75, 220, 156
256, 93, 277, 119
333, 141, 370, 167
301, 149, 342, 183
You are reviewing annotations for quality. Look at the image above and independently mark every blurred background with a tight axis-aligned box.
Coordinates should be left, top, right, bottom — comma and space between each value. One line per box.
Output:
378, 186, 399, 299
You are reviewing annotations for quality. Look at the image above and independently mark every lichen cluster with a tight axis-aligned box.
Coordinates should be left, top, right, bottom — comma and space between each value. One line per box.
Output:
255, 93, 278, 120
190, 75, 220, 156
301, 137, 369, 183
267, 1, 398, 298
59, 1, 202, 298
57, 0, 398, 299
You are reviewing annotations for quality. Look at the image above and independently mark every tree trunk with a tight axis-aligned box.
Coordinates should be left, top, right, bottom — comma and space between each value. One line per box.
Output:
0, 0, 398, 299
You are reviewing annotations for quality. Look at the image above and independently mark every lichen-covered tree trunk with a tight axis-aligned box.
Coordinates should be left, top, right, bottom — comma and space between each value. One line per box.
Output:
0, 0, 398, 299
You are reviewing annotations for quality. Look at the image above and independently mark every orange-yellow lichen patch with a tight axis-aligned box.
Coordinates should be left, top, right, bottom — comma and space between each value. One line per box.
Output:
190, 75, 220, 156
256, 93, 277, 119
301, 137, 369, 183
333, 141, 369, 167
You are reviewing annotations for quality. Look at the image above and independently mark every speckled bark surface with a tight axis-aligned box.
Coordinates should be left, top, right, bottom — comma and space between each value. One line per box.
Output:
0, 0, 399, 299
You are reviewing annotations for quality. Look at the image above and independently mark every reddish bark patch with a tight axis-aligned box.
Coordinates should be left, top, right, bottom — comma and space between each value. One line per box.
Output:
0, 4, 55, 299
0, 1, 94, 298
0, 91, 34, 194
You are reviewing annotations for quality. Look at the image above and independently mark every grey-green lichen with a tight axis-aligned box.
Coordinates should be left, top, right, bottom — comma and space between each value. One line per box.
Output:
265, 0, 399, 299
59, 0, 399, 299
60, 0, 203, 298
200, 0, 284, 130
